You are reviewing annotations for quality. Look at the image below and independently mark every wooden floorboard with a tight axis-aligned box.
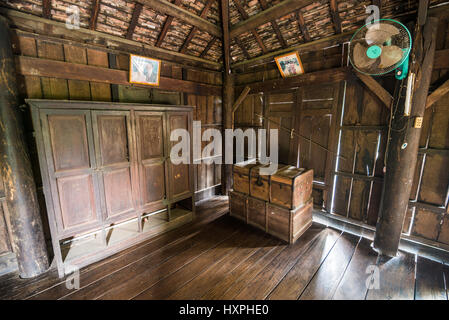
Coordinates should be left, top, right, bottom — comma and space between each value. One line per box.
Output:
267, 228, 341, 300
1, 196, 448, 300
365, 251, 416, 300
299, 233, 360, 300
232, 224, 326, 300
415, 256, 447, 300
332, 237, 379, 300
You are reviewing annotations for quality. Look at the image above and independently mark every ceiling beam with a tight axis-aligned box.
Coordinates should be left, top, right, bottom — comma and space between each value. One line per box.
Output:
296, 10, 311, 42
42, 0, 52, 19
180, 0, 213, 54
155, 0, 181, 47
200, 36, 217, 58
373, 0, 382, 13
329, 0, 342, 33
259, 0, 286, 48
234, 37, 251, 60
233, 0, 267, 53
126, 3, 143, 39
221, 0, 231, 74
138, 0, 222, 37
230, 0, 315, 38
89, 0, 101, 30
1, 8, 222, 71
231, 30, 353, 70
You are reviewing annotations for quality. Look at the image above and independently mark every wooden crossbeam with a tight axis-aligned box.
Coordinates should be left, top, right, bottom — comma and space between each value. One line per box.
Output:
296, 10, 311, 42
230, 0, 315, 38
232, 86, 251, 129
426, 79, 449, 108
180, 0, 213, 54
16, 55, 222, 95
42, 0, 52, 19
234, 37, 251, 60
239, 67, 350, 93
200, 36, 217, 58
126, 3, 143, 40
89, 0, 101, 30
329, 0, 342, 34
138, 0, 222, 37
259, 0, 286, 48
233, 0, 267, 53
355, 72, 393, 107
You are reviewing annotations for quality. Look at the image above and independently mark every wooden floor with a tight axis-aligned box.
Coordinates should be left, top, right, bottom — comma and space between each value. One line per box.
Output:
0, 196, 448, 300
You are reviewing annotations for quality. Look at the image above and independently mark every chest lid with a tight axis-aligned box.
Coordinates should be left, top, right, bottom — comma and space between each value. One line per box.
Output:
250, 163, 288, 177
271, 166, 306, 185
233, 159, 260, 175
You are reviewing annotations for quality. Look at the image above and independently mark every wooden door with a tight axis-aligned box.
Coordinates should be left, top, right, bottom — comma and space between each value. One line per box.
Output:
135, 112, 167, 212
167, 112, 192, 201
40, 110, 103, 237
92, 111, 136, 224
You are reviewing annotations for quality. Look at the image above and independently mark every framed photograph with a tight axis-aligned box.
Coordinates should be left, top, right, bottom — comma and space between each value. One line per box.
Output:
129, 54, 161, 86
274, 51, 304, 78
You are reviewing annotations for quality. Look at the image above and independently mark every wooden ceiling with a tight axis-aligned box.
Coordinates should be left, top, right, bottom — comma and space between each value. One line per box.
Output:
3, 0, 448, 69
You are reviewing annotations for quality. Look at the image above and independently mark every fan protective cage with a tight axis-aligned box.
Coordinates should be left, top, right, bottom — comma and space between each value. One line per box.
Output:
349, 19, 412, 76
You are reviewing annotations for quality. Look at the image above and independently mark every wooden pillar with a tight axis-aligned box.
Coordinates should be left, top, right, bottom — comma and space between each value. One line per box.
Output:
0, 16, 49, 278
373, 13, 438, 257
221, 0, 234, 195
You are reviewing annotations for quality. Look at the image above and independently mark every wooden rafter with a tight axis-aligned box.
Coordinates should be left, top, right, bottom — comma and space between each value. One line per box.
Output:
329, 0, 342, 34
259, 0, 286, 48
230, 0, 315, 38
373, 0, 382, 13
138, 0, 222, 37
233, 0, 267, 53
200, 36, 217, 58
126, 3, 143, 40
42, 0, 52, 19
180, 0, 213, 54
234, 37, 251, 60
156, 0, 182, 47
89, 0, 101, 30
296, 10, 311, 42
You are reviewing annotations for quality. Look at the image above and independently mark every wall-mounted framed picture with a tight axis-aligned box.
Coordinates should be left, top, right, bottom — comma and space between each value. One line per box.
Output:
274, 51, 304, 78
129, 54, 161, 86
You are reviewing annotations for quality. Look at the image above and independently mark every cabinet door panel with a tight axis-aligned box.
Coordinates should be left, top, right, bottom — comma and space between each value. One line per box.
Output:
136, 112, 167, 210
42, 110, 102, 237
48, 114, 90, 172
93, 111, 135, 222
103, 168, 134, 218
143, 162, 166, 204
167, 112, 192, 200
57, 174, 97, 230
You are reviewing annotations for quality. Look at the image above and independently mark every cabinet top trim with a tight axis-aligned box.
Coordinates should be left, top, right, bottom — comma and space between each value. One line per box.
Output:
26, 99, 195, 111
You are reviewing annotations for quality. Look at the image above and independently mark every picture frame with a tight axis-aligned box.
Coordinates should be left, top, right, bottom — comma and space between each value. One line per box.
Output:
274, 51, 305, 78
129, 54, 161, 86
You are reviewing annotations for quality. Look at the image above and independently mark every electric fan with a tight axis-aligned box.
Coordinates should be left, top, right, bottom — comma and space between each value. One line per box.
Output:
349, 19, 412, 80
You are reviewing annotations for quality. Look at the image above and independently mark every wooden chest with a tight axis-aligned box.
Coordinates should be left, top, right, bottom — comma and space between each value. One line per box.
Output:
229, 191, 247, 222
267, 199, 313, 244
232, 160, 260, 195
247, 196, 266, 231
249, 163, 287, 201
270, 167, 313, 210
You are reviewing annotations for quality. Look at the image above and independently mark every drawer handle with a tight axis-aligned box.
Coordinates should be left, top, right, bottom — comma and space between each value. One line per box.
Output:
256, 176, 263, 186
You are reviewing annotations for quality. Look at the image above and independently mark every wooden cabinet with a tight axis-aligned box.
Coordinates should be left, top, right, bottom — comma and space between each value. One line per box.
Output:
29, 100, 194, 277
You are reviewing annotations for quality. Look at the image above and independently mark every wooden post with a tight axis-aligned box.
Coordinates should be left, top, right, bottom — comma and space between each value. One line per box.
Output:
373, 12, 438, 256
221, 0, 234, 195
0, 16, 49, 278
